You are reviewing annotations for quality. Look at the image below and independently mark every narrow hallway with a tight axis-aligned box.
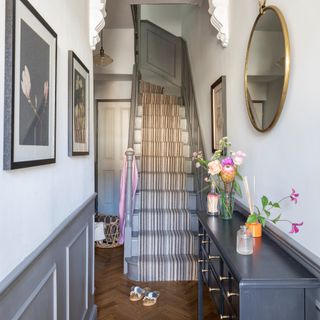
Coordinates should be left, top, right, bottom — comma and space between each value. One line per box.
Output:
95, 247, 218, 320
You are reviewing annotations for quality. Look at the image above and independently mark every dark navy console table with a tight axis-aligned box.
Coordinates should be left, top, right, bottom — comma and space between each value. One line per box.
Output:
197, 210, 320, 320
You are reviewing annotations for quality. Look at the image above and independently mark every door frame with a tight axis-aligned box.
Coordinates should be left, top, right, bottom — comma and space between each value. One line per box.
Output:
94, 99, 131, 212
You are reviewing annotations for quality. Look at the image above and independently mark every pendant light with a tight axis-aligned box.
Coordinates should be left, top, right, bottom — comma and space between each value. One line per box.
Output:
93, 30, 113, 66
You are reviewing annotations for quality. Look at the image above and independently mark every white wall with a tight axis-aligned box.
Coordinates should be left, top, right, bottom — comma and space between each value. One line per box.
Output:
182, 0, 320, 259
95, 80, 132, 100
0, 0, 94, 281
94, 28, 134, 75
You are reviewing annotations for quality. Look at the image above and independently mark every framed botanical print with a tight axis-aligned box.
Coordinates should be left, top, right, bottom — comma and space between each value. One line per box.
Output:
211, 76, 227, 152
4, 0, 57, 170
68, 51, 90, 156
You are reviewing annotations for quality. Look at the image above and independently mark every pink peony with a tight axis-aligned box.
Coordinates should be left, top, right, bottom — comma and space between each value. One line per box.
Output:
208, 160, 221, 176
232, 151, 246, 166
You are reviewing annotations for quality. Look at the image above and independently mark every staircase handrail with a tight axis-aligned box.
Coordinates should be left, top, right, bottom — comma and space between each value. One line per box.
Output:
181, 40, 207, 211
123, 5, 141, 273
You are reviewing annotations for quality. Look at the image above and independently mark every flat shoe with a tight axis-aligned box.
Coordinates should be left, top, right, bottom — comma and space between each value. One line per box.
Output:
142, 291, 160, 306
129, 286, 150, 301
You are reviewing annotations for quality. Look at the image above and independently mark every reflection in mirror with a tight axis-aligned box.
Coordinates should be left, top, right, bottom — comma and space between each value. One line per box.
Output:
245, 6, 290, 132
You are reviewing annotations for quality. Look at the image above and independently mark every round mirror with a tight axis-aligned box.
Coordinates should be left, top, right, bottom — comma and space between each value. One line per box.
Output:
244, 6, 290, 132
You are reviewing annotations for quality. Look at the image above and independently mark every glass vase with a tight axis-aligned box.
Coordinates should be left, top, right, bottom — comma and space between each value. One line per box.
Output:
220, 190, 234, 220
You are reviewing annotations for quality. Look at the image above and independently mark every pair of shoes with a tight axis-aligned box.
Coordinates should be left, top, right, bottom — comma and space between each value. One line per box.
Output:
129, 286, 160, 306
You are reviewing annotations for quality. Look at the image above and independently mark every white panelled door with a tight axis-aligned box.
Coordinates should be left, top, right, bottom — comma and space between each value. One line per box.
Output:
97, 101, 130, 215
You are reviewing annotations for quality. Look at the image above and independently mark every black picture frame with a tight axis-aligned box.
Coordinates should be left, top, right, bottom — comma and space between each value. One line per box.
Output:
3, 0, 57, 170
68, 51, 90, 156
211, 76, 227, 152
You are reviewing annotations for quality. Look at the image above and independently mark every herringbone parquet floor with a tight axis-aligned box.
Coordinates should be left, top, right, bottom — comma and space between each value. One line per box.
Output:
95, 246, 218, 320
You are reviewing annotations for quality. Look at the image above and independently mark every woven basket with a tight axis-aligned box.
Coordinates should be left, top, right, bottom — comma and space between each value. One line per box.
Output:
95, 214, 122, 249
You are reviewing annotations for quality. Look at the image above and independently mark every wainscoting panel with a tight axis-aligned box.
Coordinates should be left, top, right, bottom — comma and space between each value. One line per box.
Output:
66, 226, 89, 320
0, 194, 97, 320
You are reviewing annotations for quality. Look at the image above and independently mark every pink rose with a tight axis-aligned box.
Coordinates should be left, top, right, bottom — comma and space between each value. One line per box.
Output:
208, 160, 221, 176
232, 151, 246, 166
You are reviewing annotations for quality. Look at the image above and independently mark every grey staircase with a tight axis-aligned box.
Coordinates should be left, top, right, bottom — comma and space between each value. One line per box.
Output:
126, 80, 197, 281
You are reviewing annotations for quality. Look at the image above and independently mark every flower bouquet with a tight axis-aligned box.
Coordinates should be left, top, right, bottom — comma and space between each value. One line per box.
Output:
193, 137, 246, 219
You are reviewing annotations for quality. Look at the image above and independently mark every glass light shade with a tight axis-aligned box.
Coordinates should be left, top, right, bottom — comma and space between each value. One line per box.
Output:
93, 48, 113, 67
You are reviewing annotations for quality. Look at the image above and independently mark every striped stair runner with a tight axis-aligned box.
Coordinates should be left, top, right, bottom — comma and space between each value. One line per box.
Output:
137, 81, 197, 281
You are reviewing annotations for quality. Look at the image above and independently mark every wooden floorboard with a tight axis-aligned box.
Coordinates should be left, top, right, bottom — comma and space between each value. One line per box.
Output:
95, 246, 219, 320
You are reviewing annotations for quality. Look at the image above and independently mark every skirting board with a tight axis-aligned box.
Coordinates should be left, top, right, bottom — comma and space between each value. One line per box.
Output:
0, 194, 97, 320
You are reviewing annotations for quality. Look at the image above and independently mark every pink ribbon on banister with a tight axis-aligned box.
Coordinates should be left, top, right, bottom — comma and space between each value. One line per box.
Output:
118, 153, 138, 245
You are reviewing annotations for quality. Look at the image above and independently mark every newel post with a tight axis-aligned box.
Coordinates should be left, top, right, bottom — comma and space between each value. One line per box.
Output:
125, 148, 134, 228
124, 148, 134, 273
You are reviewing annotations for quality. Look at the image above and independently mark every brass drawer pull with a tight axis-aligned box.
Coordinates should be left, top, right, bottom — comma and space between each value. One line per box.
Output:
209, 255, 220, 260
219, 276, 233, 281
227, 291, 239, 298
198, 259, 206, 263
202, 240, 209, 244
198, 233, 205, 237
209, 287, 220, 292
220, 315, 232, 319
202, 269, 208, 273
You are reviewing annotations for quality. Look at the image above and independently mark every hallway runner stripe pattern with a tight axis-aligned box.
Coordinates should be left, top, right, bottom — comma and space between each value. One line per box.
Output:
138, 81, 197, 281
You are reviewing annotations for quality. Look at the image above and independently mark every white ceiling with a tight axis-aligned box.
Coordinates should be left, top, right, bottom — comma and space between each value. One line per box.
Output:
105, 0, 134, 29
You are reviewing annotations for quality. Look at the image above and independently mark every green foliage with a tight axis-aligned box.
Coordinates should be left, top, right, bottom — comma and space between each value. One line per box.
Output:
271, 214, 281, 224
247, 214, 258, 224
258, 216, 266, 227
247, 193, 286, 228
233, 180, 242, 197
261, 195, 268, 208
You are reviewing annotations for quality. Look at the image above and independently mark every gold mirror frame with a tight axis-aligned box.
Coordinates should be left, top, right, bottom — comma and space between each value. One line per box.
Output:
244, 5, 290, 132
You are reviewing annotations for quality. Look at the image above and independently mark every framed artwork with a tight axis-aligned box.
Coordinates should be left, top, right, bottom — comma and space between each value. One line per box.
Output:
68, 51, 90, 156
3, 0, 57, 170
211, 76, 227, 152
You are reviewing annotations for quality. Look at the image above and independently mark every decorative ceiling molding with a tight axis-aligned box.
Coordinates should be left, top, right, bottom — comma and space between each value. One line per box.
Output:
208, 0, 229, 48
89, 0, 107, 50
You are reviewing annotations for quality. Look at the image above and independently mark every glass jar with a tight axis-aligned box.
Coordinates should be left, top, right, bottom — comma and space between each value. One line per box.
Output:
236, 225, 253, 255
207, 191, 219, 216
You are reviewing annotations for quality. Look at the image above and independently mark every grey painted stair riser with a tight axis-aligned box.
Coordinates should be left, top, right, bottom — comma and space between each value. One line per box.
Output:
134, 191, 197, 210
135, 117, 187, 131
130, 232, 198, 257
134, 129, 189, 144
135, 157, 193, 174
136, 104, 186, 118
134, 142, 190, 157
132, 210, 199, 233
137, 173, 194, 192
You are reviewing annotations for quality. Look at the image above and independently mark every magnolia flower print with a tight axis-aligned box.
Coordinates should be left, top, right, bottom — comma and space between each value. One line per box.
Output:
21, 65, 49, 119
21, 65, 31, 100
